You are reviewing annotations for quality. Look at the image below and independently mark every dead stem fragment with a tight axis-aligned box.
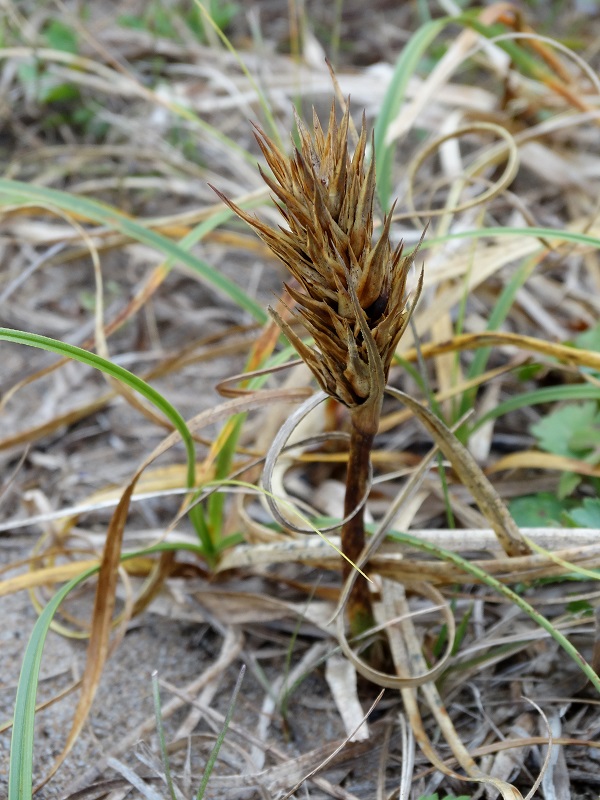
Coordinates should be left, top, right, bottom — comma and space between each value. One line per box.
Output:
214, 102, 423, 639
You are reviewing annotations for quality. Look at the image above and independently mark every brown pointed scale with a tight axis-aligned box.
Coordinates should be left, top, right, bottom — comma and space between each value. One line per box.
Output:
357, 201, 397, 310
325, 105, 349, 220
312, 107, 326, 154
339, 118, 369, 252
252, 124, 291, 188
348, 132, 376, 259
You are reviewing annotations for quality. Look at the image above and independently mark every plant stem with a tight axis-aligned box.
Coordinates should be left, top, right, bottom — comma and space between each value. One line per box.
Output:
342, 412, 376, 640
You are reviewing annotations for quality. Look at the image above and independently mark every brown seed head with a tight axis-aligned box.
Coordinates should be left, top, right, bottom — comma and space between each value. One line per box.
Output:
213, 104, 422, 416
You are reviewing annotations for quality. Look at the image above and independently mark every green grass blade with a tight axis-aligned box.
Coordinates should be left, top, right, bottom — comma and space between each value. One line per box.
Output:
472, 384, 600, 433
374, 13, 573, 211
195, 664, 246, 800
457, 256, 539, 427
387, 531, 600, 693
460, 14, 554, 79
374, 17, 450, 210
203, 345, 299, 548
0, 328, 196, 490
8, 568, 97, 800
0, 179, 267, 324
151, 672, 178, 800
465, 256, 537, 380
7, 542, 202, 800
206, 415, 244, 544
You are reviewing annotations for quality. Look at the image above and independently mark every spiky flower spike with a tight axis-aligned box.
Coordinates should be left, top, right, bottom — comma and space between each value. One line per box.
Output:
214, 104, 423, 643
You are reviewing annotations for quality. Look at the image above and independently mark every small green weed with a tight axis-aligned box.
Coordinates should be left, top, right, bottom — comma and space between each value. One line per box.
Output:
530, 324, 600, 502
507, 322, 600, 525
509, 492, 573, 527
43, 19, 78, 53
152, 667, 246, 800
13, 18, 110, 136
18, 17, 80, 108
564, 497, 600, 528
118, 0, 239, 45
418, 793, 471, 800
531, 401, 600, 498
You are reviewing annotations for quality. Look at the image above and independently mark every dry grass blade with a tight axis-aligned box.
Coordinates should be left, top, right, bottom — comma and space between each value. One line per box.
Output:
405, 121, 520, 226
262, 391, 366, 535
0, 257, 171, 418
0, 393, 115, 451
326, 655, 371, 741
489, 450, 600, 477
216, 533, 600, 595
335, 580, 456, 690
381, 580, 524, 800
278, 689, 385, 800
402, 330, 600, 372
34, 474, 137, 789
105, 757, 164, 800
385, 387, 529, 557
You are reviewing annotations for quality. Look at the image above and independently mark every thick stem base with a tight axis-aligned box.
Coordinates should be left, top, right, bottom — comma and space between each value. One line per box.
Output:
342, 420, 375, 640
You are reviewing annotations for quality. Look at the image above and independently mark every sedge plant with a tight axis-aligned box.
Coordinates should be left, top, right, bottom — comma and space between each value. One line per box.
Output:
214, 103, 424, 640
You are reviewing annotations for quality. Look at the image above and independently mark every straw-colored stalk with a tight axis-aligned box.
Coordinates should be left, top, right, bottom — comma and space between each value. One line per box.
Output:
214, 104, 422, 640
